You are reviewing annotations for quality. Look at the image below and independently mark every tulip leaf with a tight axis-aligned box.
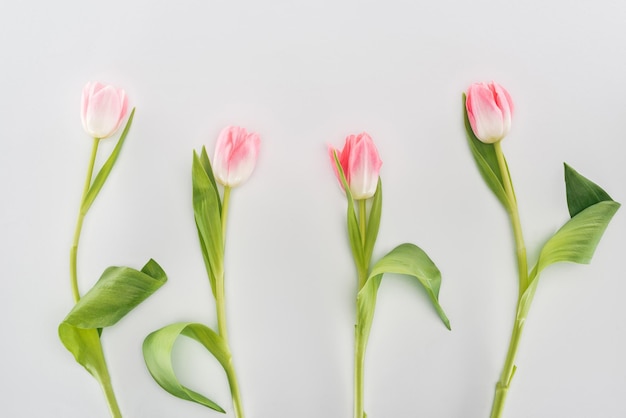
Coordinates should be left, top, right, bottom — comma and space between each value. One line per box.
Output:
533, 200, 619, 277
143, 322, 233, 412
518, 167, 619, 321
193, 151, 224, 297
357, 243, 450, 346
363, 178, 382, 266
81, 108, 135, 214
59, 259, 167, 392
332, 151, 365, 271
199, 146, 222, 213
62, 259, 167, 328
58, 324, 109, 380
564, 163, 614, 217
462, 95, 510, 210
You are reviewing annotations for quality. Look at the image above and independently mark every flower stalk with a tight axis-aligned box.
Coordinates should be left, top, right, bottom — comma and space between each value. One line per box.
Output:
489, 142, 529, 418
215, 184, 245, 418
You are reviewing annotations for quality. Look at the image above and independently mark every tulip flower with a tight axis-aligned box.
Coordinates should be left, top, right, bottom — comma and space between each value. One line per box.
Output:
213, 126, 261, 188
329, 132, 383, 200
81, 82, 129, 139
465, 81, 513, 144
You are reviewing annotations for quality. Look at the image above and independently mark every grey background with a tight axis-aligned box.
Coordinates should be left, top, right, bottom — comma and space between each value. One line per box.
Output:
1, 0, 625, 417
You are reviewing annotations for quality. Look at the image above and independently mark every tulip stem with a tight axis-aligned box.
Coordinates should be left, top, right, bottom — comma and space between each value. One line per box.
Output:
215, 185, 245, 418
354, 198, 370, 418
69, 137, 124, 418
489, 142, 530, 418
493, 142, 528, 291
70, 137, 100, 302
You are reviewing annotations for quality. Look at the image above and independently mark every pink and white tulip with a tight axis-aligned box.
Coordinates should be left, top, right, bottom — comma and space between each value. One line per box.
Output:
329, 132, 382, 200
466, 81, 514, 144
213, 126, 261, 187
81, 82, 129, 139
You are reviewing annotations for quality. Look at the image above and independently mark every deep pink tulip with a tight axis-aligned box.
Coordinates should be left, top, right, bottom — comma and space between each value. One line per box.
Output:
81, 82, 129, 139
213, 126, 261, 187
466, 81, 514, 144
329, 132, 382, 200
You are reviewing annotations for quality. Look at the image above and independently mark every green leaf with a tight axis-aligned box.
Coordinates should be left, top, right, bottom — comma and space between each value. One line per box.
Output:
332, 151, 365, 270
363, 178, 382, 266
63, 259, 167, 328
462, 95, 510, 210
81, 108, 136, 214
58, 324, 108, 380
59, 259, 167, 392
564, 163, 614, 217
143, 322, 232, 413
192, 151, 224, 296
356, 243, 451, 346
199, 146, 222, 213
533, 200, 620, 277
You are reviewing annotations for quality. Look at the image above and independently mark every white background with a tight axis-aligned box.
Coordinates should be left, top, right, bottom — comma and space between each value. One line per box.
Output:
1, 1, 625, 417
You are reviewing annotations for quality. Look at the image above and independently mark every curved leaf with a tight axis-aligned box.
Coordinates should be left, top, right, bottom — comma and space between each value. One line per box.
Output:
357, 243, 451, 346
143, 322, 232, 412
533, 200, 620, 276
58, 325, 108, 380
59, 258, 166, 392
564, 163, 614, 217
63, 259, 167, 328
193, 151, 224, 296
462, 95, 510, 210
81, 108, 136, 214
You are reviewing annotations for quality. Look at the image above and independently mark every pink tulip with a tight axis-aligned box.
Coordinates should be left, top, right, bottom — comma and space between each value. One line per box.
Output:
213, 126, 261, 187
329, 132, 382, 200
466, 81, 514, 144
81, 82, 129, 139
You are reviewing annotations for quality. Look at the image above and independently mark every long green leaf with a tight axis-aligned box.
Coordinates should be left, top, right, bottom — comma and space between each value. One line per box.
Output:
81, 108, 136, 214
199, 146, 222, 214
462, 95, 510, 210
564, 163, 614, 217
143, 322, 232, 412
363, 178, 382, 266
192, 151, 224, 296
332, 151, 365, 270
357, 243, 451, 346
63, 259, 167, 328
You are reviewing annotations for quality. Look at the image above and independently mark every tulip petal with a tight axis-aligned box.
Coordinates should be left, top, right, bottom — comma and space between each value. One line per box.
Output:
81, 82, 128, 139
213, 126, 260, 187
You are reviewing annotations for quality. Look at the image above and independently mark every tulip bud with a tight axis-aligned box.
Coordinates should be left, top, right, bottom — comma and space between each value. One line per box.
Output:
81, 82, 129, 139
329, 132, 382, 200
466, 81, 514, 144
213, 126, 261, 187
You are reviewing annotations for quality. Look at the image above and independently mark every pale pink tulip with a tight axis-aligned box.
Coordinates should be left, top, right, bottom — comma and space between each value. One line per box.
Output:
213, 126, 261, 187
466, 82, 514, 144
81, 82, 129, 139
329, 132, 382, 199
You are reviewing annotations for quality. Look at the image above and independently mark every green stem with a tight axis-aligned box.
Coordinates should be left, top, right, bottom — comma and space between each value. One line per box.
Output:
215, 185, 245, 418
354, 198, 369, 418
70, 137, 100, 302
354, 325, 365, 418
493, 142, 528, 291
99, 365, 123, 418
221, 186, 231, 243
490, 142, 530, 418
357, 199, 367, 290
69, 137, 124, 417
224, 361, 245, 418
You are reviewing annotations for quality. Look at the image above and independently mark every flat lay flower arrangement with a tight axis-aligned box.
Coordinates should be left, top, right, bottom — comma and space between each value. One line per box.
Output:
58, 81, 619, 418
